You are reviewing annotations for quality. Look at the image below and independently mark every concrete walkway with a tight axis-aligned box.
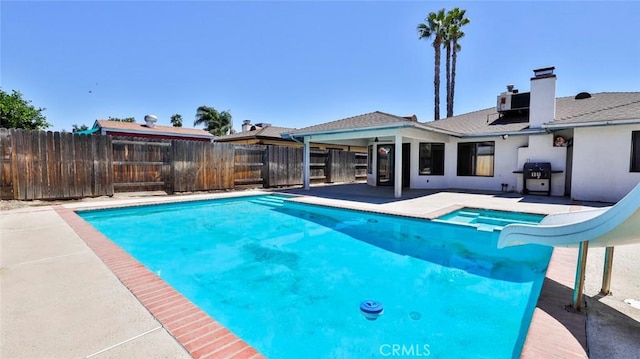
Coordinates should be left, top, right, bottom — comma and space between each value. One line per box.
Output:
1, 206, 191, 358
1, 185, 639, 358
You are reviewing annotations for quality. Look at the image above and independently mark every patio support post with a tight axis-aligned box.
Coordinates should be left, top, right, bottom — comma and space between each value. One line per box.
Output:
303, 136, 310, 190
394, 134, 402, 198
572, 240, 589, 310
600, 246, 615, 295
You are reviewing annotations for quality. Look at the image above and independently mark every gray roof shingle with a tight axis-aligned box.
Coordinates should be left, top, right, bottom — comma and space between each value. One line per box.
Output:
552, 92, 640, 125
270, 92, 640, 140
286, 111, 415, 135
418, 92, 640, 136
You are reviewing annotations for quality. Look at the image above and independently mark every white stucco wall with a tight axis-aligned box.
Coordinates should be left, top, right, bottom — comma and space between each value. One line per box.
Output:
516, 133, 567, 196
446, 136, 527, 192
529, 75, 556, 128
570, 124, 640, 202
408, 135, 528, 192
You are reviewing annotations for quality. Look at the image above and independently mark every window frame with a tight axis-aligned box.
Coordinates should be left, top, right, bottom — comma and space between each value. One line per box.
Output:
418, 142, 445, 176
631, 131, 640, 172
457, 141, 495, 177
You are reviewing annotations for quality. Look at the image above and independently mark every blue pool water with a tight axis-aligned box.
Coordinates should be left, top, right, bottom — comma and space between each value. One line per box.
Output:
79, 195, 552, 359
435, 208, 545, 231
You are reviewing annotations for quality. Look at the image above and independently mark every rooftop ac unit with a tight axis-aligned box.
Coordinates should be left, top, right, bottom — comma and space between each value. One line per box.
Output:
497, 93, 512, 112
497, 91, 530, 113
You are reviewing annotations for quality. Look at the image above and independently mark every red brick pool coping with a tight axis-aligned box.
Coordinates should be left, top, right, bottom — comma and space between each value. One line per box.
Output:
55, 206, 264, 359
56, 205, 588, 359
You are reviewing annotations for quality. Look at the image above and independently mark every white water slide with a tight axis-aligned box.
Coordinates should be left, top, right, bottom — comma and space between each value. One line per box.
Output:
498, 182, 640, 249
497, 182, 640, 309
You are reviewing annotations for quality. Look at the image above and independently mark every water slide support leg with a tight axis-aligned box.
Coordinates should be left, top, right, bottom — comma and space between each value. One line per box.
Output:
572, 241, 589, 310
600, 246, 615, 295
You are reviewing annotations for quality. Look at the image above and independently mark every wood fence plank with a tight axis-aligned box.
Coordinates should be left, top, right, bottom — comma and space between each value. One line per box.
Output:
0, 129, 14, 199
59, 132, 69, 199
59, 132, 68, 198
105, 135, 114, 195
82, 135, 93, 196
42, 131, 52, 198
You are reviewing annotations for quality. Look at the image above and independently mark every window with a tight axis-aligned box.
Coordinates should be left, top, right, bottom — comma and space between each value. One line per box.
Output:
631, 131, 640, 172
367, 145, 373, 174
419, 143, 445, 175
457, 141, 495, 176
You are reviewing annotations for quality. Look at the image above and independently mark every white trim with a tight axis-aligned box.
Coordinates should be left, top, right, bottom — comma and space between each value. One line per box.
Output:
543, 118, 640, 129
283, 122, 462, 139
394, 134, 402, 198
283, 121, 550, 141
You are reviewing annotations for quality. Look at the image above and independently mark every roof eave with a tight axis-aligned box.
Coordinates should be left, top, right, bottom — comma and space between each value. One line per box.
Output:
543, 118, 640, 130
282, 122, 463, 139
100, 127, 214, 139
458, 128, 548, 138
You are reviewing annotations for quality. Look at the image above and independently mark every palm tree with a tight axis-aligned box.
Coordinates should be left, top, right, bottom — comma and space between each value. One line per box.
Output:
193, 106, 232, 136
170, 113, 183, 127
418, 9, 447, 121
446, 8, 470, 118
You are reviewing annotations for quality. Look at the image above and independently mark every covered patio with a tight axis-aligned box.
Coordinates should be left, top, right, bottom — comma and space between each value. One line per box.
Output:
283, 112, 455, 199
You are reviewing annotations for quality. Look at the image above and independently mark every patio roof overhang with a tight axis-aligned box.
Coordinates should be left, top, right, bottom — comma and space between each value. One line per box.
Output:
282, 122, 549, 144
281, 122, 461, 145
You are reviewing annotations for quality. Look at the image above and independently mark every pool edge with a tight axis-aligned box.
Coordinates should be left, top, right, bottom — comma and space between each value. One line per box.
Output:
520, 247, 588, 358
56, 199, 588, 359
55, 206, 265, 359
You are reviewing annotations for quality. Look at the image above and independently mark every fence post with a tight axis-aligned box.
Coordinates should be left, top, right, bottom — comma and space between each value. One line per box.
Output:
262, 146, 269, 188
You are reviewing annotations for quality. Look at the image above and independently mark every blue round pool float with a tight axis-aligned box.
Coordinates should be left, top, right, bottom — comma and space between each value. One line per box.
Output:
360, 300, 384, 320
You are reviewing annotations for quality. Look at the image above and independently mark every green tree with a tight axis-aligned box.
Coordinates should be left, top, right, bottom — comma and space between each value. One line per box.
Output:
0, 89, 51, 130
170, 113, 183, 127
107, 116, 135, 122
445, 8, 470, 118
418, 9, 447, 121
72, 124, 89, 132
193, 106, 232, 136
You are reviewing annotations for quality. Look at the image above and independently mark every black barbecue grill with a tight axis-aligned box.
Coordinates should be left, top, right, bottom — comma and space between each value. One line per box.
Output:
515, 162, 555, 196
524, 162, 551, 180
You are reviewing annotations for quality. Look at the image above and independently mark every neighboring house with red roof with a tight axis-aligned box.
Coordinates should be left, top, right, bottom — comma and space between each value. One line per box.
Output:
93, 116, 214, 142
283, 67, 640, 202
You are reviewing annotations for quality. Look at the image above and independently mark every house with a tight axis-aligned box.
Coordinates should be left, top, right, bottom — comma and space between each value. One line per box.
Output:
214, 121, 297, 147
215, 120, 367, 152
93, 115, 214, 142
283, 67, 640, 202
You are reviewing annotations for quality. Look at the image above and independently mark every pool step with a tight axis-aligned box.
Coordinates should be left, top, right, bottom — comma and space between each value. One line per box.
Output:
250, 196, 286, 208
476, 216, 539, 227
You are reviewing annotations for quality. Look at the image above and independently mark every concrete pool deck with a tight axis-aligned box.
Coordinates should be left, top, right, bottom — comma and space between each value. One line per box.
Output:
2, 184, 639, 358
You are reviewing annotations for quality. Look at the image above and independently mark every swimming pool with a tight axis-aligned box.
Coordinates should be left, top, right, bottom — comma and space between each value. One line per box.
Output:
79, 195, 552, 358
435, 207, 545, 231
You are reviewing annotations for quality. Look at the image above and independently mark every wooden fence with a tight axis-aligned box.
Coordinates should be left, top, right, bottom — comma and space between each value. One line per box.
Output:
172, 140, 235, 192
112, 137, 171, 192
0, 128, 113, 200
0, 129, 367, 200
234, 145, 266, 186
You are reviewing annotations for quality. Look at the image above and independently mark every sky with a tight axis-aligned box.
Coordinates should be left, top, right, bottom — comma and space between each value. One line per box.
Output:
2, 1, 639, 133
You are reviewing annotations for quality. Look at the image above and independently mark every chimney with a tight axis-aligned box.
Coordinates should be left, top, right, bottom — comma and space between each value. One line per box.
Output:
241, 120, 252, 132
529, 67, 556, 128
144, 114, 158, 128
